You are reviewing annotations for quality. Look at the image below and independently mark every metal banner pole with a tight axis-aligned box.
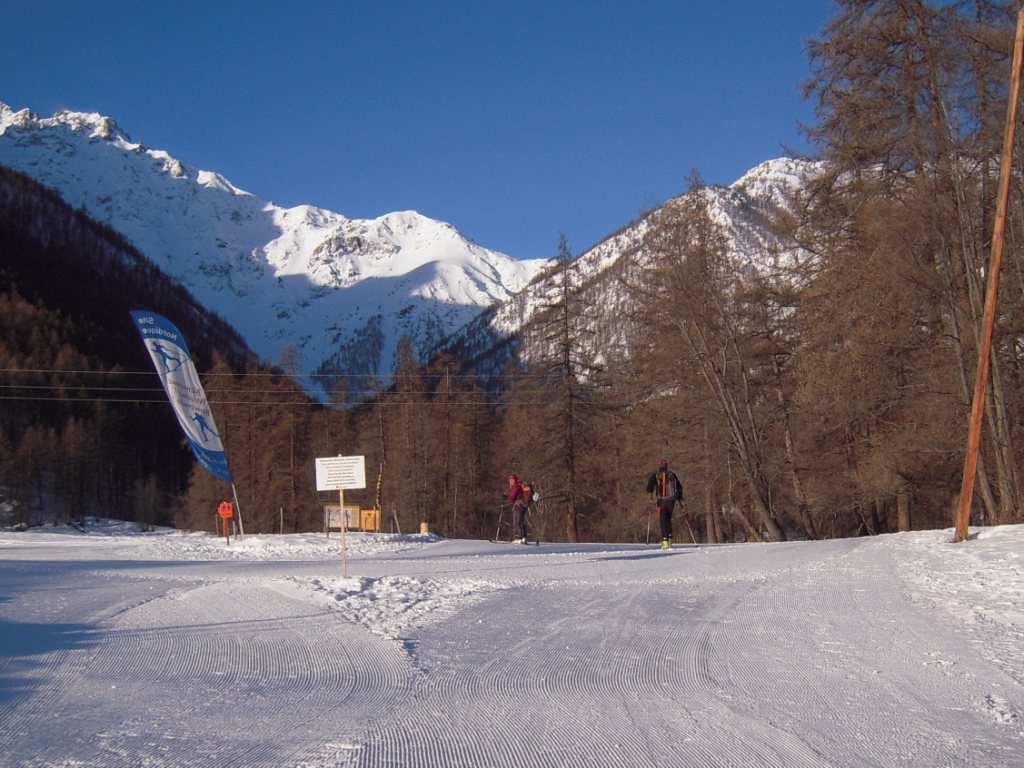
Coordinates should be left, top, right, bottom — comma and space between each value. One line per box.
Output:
231, 482, 245, 539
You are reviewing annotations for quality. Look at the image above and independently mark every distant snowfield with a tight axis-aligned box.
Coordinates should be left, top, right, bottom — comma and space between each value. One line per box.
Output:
1, 522, 1023, 767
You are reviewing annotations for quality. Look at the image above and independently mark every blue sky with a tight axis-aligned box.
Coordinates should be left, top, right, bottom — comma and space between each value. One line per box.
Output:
4, 0, 835, 260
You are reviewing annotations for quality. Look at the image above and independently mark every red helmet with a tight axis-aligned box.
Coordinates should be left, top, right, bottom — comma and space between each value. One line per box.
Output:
658, 459, 668, 469
509, 473, 519, 482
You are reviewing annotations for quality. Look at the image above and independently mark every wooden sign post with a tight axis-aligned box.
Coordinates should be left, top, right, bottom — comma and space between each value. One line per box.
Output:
217, 501, 234, 545
315, 455, 367, 578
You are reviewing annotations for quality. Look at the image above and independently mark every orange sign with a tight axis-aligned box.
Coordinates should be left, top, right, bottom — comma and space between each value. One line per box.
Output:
218, 501, 234, 519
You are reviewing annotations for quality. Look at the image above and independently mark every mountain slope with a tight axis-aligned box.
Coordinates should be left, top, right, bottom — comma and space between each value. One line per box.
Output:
442, 157, 818, 376
0, 103, 548, 396
0, 164, 259, 515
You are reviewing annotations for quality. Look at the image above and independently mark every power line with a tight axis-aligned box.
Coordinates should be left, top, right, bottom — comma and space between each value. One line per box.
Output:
0, 383, 508, 398
0, 394, 560, 406
0, 368, 598, 405
0, 367, 526, 380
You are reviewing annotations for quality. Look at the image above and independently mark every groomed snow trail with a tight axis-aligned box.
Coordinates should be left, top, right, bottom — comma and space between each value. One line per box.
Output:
0, 531, 1022, 767
346, 539, 1023, 767
0, 561, 410, 767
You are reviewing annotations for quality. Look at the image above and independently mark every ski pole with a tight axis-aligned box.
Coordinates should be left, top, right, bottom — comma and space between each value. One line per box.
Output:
646, 494, 653, 544
684, 513, 696, 544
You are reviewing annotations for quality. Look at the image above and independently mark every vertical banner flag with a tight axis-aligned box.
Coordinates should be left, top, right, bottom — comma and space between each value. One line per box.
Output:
130, 311, 234, 483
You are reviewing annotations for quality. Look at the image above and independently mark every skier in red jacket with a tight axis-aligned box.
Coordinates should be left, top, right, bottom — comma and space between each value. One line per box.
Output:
506, 474, 529, 544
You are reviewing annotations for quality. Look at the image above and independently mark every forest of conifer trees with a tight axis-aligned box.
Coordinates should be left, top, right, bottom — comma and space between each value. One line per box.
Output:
4, 1, 1024, 544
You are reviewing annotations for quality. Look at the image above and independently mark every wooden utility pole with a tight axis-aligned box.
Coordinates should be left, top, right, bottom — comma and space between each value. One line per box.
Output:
955, 6, 1024, 542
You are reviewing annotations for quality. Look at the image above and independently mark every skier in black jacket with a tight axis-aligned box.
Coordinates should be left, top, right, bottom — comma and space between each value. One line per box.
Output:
646, 459, 683, 549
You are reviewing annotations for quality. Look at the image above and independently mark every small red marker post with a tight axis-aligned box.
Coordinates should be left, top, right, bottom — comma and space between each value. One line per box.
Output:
218, 501, 234, 545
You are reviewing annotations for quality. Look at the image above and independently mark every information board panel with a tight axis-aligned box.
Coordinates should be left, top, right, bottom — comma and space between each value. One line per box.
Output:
324, 505, 360, 533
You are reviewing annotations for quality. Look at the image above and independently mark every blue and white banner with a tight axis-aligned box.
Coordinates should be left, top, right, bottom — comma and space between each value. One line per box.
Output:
130, 310, 234, 483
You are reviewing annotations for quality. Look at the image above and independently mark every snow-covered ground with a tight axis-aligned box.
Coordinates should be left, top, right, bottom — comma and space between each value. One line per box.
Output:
1, 521, 1023, 767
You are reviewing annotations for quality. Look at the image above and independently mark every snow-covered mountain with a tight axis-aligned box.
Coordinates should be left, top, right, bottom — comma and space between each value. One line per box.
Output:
0, 102, 818, 395
442, 156, 819, 376
0, 103, 548, 396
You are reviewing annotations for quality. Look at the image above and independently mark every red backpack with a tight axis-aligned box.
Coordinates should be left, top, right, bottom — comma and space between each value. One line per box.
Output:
520, 481, 534, 505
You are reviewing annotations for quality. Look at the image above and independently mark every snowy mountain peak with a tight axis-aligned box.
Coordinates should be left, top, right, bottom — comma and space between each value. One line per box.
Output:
448, 155, 821, 376
0, 103, 130, 145
729, 157, 819, 208
0, 102, 549, 395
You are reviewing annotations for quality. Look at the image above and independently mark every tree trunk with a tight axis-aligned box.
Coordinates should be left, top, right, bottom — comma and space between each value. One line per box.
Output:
702, 421, 722, 544
896, 484, 912, 531
772, 357, 820, 539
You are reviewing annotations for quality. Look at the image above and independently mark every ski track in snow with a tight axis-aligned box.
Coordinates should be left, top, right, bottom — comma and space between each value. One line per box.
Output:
346, 540, 1021, 768
1, 527, 1023, 766
0, 574, 410, 767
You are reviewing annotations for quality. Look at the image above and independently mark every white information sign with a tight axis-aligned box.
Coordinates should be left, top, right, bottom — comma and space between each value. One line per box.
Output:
315, 455, 367, 491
